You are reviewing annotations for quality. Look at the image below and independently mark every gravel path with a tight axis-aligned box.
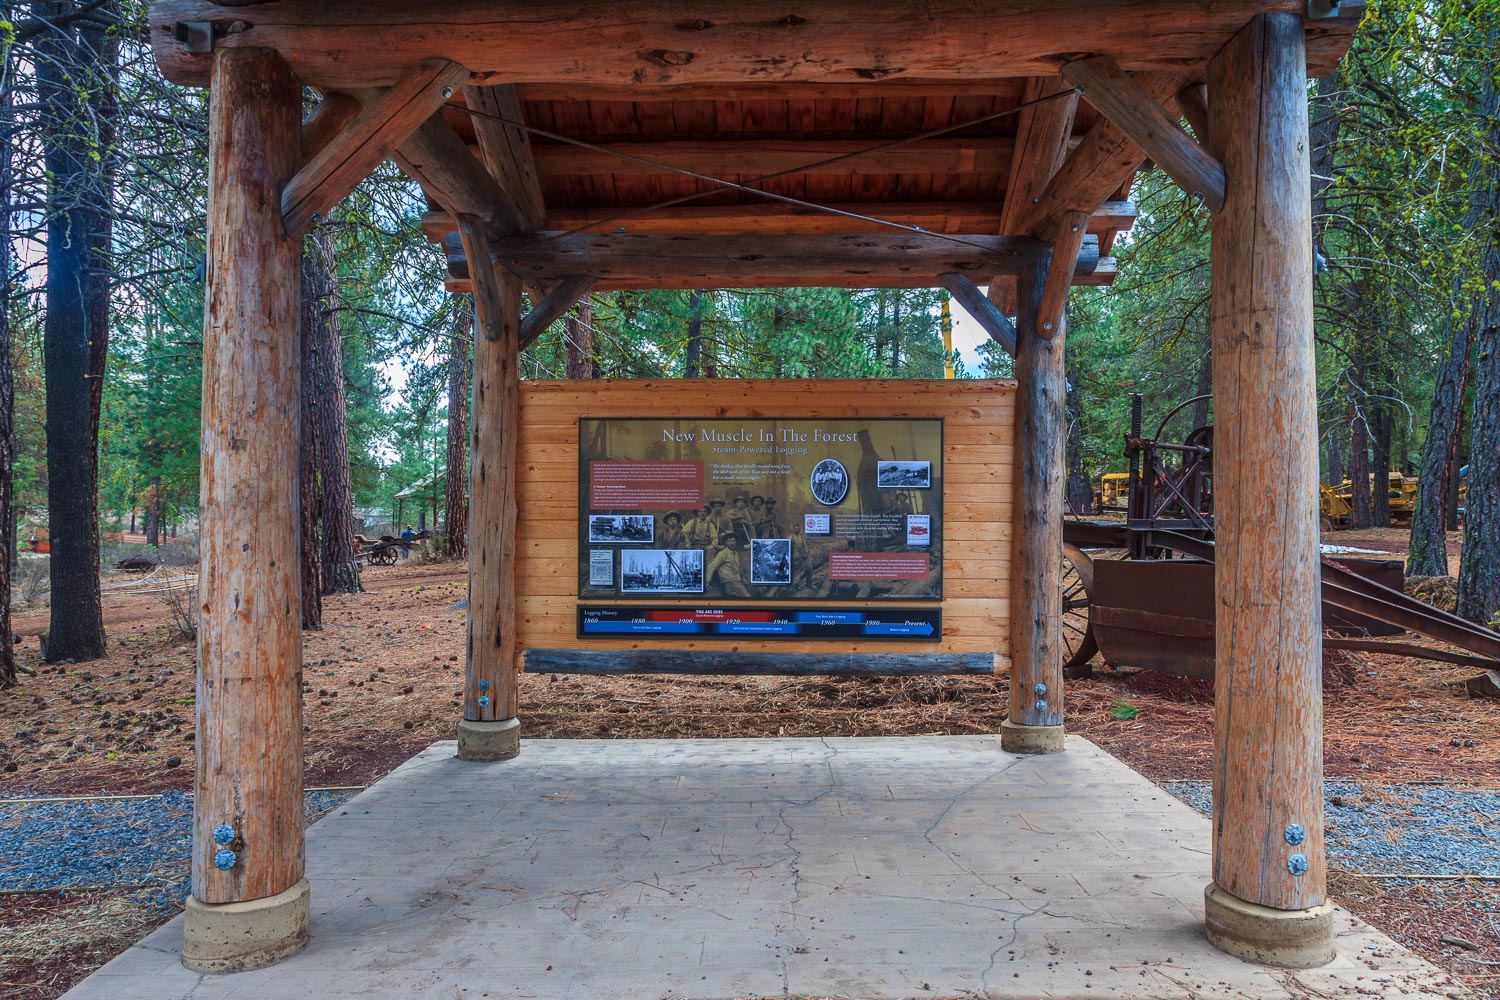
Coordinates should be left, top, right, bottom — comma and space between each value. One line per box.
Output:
1164, 780, 1500, 877
0, 790, 357, 912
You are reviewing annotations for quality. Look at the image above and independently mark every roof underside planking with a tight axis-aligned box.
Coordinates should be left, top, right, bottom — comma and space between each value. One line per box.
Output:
150, 0, 1363, 295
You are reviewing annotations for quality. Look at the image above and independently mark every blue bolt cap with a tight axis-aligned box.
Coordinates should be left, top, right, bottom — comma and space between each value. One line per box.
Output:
1034, 699, 1048, 713
1033, 683, 1047, 696
1284, 823, 1305, 846
213, 849, 239, 871
478, 679, 489, 691
1287, 853, 1308, 876
478, 695, 490, 708
212, 824, 237, 846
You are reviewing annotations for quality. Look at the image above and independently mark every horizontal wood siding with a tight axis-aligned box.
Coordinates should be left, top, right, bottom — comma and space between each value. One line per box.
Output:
515, 379, 1015, 668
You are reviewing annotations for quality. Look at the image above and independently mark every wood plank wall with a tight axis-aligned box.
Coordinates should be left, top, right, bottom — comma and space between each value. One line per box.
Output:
514, 379, 1015, 670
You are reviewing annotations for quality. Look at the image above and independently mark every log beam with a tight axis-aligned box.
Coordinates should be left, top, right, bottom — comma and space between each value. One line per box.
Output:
186, 46, 309, 973
465, 231, 1098, 289
1060, 56, 1225, 211
990, 75, 1078, 315
457, 214, 522, 761
1036, 210, 1091, 336
939, 272, 1016, 357
1002, 254, 1065, 755
519, 274, 596, 349
422, 201, 1137, 242
1204, 12, 1333, 968
280, 59, 466, 237
150, 0, 1362, 90
463, 84, 546, 232
1177, 83, 1211, 144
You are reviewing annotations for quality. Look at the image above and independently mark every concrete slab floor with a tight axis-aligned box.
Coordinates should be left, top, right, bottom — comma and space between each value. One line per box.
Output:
62, 737, 1462, 1000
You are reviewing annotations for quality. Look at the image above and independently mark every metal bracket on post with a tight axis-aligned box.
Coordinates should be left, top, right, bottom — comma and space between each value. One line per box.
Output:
1306, 0, 1341, 19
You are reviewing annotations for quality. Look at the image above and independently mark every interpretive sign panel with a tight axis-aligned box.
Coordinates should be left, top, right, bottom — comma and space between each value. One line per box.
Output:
578, 606, 942, 641
578, 417, 943, 602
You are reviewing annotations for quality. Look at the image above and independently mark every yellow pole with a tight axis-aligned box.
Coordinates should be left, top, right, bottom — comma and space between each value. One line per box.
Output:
941, 294, 955, 379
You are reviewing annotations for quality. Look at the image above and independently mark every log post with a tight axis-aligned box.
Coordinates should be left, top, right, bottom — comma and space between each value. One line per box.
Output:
457, 215, 522, 760
1204, 13, 1333, 968
1002, 255, 1066, 754
185, 47, 308, 973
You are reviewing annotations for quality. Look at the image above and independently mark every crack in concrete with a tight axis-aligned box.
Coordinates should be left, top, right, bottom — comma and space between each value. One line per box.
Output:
769, 736, 843, 996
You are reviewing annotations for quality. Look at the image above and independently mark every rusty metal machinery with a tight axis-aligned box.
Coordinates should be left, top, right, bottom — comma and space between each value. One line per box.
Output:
1061, 394, 1500, 680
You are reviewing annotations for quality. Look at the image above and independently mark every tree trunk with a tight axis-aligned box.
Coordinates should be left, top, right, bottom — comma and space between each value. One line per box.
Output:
1410, 321, 1471, 575
1326, 426, 1344, 488
444, 300, 472, 558
0, 69, 14, 689
1347, 391, 1375, 529
1370, 398, 1391, 527
1456, 42, 1500, 626
564, 297, 594, 379
298, 241, 324, 630
36, 1, 106, 663
304, 228, 361, 594
144, 475, 161, 547
890, 293, 902, 374
1064, 337, 1090, 514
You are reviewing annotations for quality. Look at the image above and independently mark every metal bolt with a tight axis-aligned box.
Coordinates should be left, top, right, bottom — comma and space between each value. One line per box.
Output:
1283, 823, 1305, 846
440, 86, 454, 99
478, 679, 489, 691
478, 695, 490, 708
1033, 683, 1047, 696
1042, 321, 1054, 331
1287, 854, 1308, 877
1034, 699, 1048, 713
213, 849, 239, 871
211, 824, 237, 847
1070, 224, 1081, 233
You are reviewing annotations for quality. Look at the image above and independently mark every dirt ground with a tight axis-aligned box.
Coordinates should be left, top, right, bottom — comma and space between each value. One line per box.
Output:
2, 554, 1497, 999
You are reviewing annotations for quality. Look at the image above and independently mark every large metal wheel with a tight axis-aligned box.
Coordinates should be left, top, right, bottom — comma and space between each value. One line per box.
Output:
1061, 543, 1099, 678
371, 545, 398, 567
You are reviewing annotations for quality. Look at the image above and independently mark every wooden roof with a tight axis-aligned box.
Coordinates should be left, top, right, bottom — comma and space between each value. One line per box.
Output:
149, 0, 1364, 295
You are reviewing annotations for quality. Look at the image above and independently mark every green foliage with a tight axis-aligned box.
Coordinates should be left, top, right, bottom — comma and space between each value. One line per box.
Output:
1106, 700, 1140, 722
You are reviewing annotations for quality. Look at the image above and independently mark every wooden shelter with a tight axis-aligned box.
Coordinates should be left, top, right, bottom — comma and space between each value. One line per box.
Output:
150, 0, 1362, 976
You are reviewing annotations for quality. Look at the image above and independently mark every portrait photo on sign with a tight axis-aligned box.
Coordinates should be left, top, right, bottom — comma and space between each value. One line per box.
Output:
877, 460, 931, 488
750, 538, 793, 585
810, 458, 849, 505
620, 549, 704, 593
588, 514, 655, 543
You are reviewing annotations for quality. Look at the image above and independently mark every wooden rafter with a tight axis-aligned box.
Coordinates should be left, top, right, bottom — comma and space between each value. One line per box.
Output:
463, 84, 546, 233
1060, 57, 1225, 212
300, 92, 360, 163
151, 0, 1363, 89
281, 59, 467, 237
1012, 72, 1187, 242
390, 110, 529, 234
1177, 83, 1211, 144
989, 75, 1078, 315
529, 137, 1035, 178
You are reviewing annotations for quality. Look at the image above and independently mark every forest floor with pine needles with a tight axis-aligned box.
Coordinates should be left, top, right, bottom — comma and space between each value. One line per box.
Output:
1, 546, 1495, 999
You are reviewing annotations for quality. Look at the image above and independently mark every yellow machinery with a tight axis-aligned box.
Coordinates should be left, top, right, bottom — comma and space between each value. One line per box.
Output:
1097, 472, 1130, 512
1326, 471, 1418, 526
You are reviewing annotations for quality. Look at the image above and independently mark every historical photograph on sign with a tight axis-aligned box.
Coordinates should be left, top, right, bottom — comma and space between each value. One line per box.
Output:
810, 459, 850, 505
620, 549, 704, 593
878, 460, 931, 488
751, 538, 793, 585
588, 514, 654, 543
578, 417, 942, 601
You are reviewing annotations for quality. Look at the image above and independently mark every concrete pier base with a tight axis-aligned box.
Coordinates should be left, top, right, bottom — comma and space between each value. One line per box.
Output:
1000, 718, 1065, 754
181, 877, 310, 974
456, 716, 520, 761
1204, 882, 1336, 969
